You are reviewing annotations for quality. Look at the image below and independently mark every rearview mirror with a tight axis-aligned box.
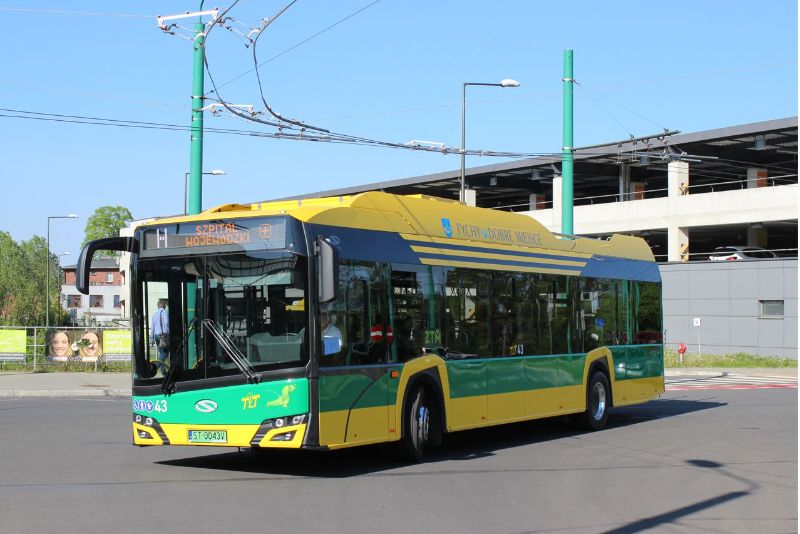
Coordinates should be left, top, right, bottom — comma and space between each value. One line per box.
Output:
317, 237, 339, 303
76, 237, 139, 294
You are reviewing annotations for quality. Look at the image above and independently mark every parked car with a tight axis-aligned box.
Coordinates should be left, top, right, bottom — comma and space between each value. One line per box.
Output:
708, 246, 777, 261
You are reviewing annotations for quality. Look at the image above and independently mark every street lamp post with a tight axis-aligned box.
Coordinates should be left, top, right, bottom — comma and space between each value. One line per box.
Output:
46, 215, 78, 327
460, 79, 520, 203
56, 252, 70, 315
184, 169, 226, 214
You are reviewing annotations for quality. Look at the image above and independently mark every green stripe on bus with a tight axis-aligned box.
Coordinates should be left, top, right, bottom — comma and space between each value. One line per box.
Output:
609, 345, 664, 381
449, 354, 581, 398
319, 371, 397, 413
317, 346, 663, 412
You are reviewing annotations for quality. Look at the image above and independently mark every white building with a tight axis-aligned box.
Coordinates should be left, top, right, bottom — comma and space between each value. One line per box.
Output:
61, 258, 124, 325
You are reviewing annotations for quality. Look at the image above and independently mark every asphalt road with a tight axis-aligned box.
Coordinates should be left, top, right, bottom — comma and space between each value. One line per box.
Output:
0, 388, 796, 534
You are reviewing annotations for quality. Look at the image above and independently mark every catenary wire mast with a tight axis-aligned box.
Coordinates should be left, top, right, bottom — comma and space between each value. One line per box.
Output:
157, 5, 219, 216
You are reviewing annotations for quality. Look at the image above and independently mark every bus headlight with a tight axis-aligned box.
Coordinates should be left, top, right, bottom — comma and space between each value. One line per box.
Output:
263, 413, 306, 430
132, 414, 170, 444
249, 414, 306, 446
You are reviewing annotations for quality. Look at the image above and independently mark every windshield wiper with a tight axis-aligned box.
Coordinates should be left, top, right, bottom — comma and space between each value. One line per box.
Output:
201, 319, 261, 384
161, 317, 197, 395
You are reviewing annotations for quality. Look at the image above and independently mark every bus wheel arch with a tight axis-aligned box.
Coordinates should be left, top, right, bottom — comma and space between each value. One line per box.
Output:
586, 353, 613, 408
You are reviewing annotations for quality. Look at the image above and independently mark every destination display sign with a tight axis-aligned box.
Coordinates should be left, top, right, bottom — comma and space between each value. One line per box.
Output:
142, 217, 287, 251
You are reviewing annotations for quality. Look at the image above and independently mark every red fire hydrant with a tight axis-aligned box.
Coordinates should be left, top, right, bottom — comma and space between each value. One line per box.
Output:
678, 342, 687, 365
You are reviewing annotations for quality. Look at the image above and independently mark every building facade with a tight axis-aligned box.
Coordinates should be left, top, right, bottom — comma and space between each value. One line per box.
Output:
61, 258, 124, 325
661, 259, 797, 359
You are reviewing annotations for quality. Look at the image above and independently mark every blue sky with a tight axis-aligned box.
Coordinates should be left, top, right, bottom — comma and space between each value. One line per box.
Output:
1, 0, 796, 261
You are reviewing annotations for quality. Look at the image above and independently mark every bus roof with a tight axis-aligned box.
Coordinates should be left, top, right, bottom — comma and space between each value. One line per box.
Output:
147, 192, 654, 262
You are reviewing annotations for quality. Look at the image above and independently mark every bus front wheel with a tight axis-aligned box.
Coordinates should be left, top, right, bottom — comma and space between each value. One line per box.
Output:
400, 386, 430, 462
580, 371, 610, 431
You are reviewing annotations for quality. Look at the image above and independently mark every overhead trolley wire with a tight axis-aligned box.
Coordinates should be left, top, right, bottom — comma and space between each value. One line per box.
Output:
0, 107, 565, 158
202, 1, 563, 159
204, 0, 383, 98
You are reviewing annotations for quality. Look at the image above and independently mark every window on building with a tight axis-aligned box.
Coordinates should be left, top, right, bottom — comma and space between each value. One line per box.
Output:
90, 295, 104, 308
67, 295, 82, 308
106, 273, 114, 283
113, 295, 121, 308
760, 300, 784, 317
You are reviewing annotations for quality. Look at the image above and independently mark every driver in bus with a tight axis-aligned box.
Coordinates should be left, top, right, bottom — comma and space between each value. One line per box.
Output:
321, 311, 343, 355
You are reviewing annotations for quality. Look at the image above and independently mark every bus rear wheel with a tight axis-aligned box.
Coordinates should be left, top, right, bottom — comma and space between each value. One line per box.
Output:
580, 370, 610, 431
399, 386, 430, 462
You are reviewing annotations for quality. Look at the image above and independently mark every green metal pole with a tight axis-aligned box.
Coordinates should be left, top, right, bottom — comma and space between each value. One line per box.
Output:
188, 7, 206, 216
186, 4, 206, 368
561, 49, 574, 236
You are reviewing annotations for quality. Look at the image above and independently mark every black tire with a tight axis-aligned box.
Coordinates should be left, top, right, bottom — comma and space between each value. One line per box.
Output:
580, 371, 610, 431
399, 386, 430, 462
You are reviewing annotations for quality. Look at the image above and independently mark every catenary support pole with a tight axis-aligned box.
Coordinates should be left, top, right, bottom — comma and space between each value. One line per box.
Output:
187, 5, 206, 216
561, 49, 574, 235
186, 4, 206, 367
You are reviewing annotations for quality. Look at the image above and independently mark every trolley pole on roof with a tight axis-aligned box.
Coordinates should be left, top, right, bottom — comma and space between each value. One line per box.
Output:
187, 3, 207, 216
561, 49, 574, 235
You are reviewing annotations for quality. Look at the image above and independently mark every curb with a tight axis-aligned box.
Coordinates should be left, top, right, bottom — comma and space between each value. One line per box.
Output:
665, 370, 717, 377
0, 389, 130, 398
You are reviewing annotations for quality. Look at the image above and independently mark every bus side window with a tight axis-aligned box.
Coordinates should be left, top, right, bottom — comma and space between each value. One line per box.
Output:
391, 264, 444, 362
632, 281, 662, 344
320, 261, 393, 367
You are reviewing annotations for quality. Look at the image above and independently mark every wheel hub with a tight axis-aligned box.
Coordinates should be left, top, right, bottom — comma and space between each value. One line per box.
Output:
417, 406, 430, 442
592, 382, 606, 420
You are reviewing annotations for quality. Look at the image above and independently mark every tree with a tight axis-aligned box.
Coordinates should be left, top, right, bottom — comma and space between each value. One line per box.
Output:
0, 232, 66, 326
81, 206, 133, 256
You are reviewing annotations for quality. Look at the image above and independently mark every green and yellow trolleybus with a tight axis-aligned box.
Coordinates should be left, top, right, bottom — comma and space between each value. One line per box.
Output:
77, 192, 663, 460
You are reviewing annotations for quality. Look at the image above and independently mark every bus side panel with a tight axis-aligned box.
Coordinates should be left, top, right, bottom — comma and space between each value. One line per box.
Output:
558, 353, 588, 412
609, 346, 629, 404
618, 344, 665, 405
445, 360, 488, 430
487, 357, 525, 424
523, 355, 562, 417
318, 369, 391, 447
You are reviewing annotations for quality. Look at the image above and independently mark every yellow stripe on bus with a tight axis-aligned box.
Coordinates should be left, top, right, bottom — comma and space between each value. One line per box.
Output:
410, 245, 587, 267
614, 376, 665, 406
320, 407, 397, 449
401, 233, 592, 259
419, 257, 583, 276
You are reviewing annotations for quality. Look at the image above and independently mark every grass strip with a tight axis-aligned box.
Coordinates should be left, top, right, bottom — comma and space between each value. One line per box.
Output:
664, 349, 797, 368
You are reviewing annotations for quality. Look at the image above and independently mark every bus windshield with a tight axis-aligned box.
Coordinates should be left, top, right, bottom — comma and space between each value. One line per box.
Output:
134, 251, 308, 383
